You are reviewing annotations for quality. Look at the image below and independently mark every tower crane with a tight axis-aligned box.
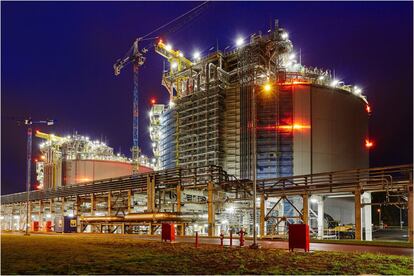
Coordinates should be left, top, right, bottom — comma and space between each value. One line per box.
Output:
16, 118, 55, 235
113, 2, 209, 176
113, 39, 148, 175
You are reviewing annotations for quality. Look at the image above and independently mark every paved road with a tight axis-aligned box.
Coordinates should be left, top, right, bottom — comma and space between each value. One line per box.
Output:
5, 232, 412, 256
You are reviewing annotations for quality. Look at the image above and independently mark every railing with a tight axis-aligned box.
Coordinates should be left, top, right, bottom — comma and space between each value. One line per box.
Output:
1, 164, 412, 205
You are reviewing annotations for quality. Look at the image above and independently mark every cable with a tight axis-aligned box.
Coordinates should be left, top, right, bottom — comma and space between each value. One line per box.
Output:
140, 1, 209, 40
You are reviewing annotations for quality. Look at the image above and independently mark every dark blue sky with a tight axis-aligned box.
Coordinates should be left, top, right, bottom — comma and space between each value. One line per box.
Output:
2, 1, 413, 194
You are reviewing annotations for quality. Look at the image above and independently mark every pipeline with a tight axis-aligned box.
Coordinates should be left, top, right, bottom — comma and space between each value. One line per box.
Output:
80, 212, 199, 223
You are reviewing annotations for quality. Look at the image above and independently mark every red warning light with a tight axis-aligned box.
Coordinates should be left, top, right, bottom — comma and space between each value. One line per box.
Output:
365, 139, 374, 149
150, 98, 156, 105
366, 105, 371, 114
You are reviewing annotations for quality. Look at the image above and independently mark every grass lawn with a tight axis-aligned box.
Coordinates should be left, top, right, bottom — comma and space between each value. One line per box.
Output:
1, 234, 413, 275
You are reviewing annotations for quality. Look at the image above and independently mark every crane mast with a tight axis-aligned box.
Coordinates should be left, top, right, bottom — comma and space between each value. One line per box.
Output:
114, 38, 146, 176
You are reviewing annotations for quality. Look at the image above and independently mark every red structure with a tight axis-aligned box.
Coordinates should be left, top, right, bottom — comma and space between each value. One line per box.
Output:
161, 223, 175, 242
45, 221, 52, 232
288, 224, 310, 252
31, 221, 39, 232
239, 229, 245, 247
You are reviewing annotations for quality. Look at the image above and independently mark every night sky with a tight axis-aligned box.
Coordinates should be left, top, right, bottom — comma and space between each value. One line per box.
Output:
2, 1, 413, 195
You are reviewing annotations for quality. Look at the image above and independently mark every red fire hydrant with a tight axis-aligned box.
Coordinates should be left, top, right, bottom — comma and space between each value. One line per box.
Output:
239, 229, 245, 247
220, 233, 224, 246
195, 231, 199, 248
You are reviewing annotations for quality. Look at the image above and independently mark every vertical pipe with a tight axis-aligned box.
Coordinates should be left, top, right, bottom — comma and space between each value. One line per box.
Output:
207, 181, 215, 237
354, 189, 362, 240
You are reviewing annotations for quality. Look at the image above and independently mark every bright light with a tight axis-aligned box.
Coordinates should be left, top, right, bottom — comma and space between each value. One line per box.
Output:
169, 101, 175, 108
263, 83, 272, 92
281, 32, 289, 40
0, 216, 4, 220
330, 79, 339, 87
178, 51, 184, 57
366, 105, 371, 113
150, 98, 156, 105
171, 62, 178, 69
318, 75, 325, 80
225, 206, 235, 214
149, 127, 153, 132
152, 158, 156, 163
152, 143, 156, 147
40, 155, 46, 160
222, 219, 228, 224
13, 215, 19, 219
193, 51, 200, 60
68, 213, 74, 218
46, 214, 52, 218
204, 224, 208, 227
165, 44, 172, 51
289, 53, 296, 60
354, 86, 362, 95
365, 139, 374, 149
149, 111, 153, 117
377, 208, 381, 213
235, 37, 244, 47
310, 198, 318, 203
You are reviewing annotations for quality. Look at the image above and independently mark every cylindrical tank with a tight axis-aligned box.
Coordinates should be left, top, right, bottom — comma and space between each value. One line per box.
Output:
61, 160, 153, 185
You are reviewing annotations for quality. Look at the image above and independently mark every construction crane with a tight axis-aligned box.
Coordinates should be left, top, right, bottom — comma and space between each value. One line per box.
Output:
113, 39, 148, 176
113, 2, 209, 176
17, 118, 54, 235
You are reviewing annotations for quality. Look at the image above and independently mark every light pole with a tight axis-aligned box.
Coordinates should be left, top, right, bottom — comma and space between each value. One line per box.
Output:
21, 118, 54, 235
377, 208, 381, 227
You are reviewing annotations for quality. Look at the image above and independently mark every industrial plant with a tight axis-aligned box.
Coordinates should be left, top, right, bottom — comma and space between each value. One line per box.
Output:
1, 20, 412, 243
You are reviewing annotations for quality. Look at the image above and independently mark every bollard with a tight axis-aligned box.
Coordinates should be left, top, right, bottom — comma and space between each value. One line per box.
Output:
230, 231, 233, 247
239, 229, 245, 247
220, 233, 224, 246
195, 231, 199, 248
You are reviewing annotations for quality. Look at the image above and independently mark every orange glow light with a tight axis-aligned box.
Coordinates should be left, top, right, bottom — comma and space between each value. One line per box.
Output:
277, 124, 311, 131
365, 139, 374, 149
366, 105, 371, 113
150, 98, 156, 105
40, 155, 46, 160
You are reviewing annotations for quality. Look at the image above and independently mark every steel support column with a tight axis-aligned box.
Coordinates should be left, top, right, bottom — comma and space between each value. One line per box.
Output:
362, 192, 372, 241
207, 181, 215, 237
316, 196, 324, 239
107, 192, 112, 216
147, 174, 155, 212
91, 194, 96, 216
302, 193, 309, 225
127, 190, 132, 214
260, 193, 265, 237
354, 189, 362, 240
